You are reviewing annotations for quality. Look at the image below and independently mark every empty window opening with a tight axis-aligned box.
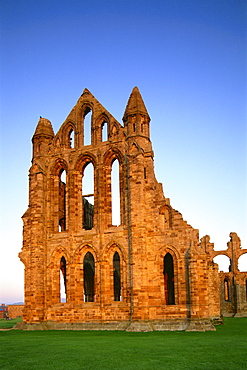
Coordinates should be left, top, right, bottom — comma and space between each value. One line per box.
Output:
69, 129, 74, 148
141, 123, 144, 133
144, 167, 147, 179
60, 256, 66, 303
111, 159, 120, 226
133, 123, 136, 132
213, 255, 231, 272
113, 252, 121, 301
82, 163, 94, 230
164, 253, 175, 305
102, 121, 108, 142
84, 109, 92, 146
59, 170, 66, 232
238, 253, 247, 272
224, 278, 230, 301
83, 252, 95, 302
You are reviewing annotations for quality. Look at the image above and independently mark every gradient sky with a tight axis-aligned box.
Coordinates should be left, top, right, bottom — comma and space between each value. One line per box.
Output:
0, 0, 246, 304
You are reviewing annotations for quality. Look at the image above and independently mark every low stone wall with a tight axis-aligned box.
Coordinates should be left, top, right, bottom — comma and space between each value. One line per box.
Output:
8, 305, 24, 318
14, 318, 216, 332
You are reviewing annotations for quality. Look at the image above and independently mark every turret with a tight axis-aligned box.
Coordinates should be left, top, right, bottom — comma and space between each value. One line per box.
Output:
123, 87, 150, 141
32, 117, 54, 158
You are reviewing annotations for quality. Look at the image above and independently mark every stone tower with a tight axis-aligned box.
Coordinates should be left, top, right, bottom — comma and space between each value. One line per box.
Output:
19, 88, 246, 331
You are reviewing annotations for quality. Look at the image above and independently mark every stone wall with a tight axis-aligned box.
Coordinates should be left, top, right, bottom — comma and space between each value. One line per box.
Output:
8, 305, 24, 318
18, 88, 246, 331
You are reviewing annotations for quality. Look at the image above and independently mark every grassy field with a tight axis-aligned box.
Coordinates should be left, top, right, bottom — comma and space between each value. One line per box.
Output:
0, 318, 22, 329
0, 318, 246, 369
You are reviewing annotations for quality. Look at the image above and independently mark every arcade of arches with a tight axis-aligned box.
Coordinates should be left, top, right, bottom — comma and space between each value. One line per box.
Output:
18, 88, 247, 331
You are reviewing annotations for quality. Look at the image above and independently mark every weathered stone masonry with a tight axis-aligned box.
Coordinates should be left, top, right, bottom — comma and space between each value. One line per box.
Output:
18, 87, 247, 331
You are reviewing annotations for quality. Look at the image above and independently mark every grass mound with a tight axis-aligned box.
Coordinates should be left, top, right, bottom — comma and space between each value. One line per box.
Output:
0, 318, 246, 369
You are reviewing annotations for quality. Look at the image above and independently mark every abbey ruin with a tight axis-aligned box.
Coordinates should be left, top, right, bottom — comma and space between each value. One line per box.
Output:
18, 87, 247, 331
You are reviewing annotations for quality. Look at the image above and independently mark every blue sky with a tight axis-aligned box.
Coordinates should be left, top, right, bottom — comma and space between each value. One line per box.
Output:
0, 0, 246, 303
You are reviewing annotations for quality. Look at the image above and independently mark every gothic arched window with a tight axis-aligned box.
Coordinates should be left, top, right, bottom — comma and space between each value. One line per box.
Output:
83, 252, 95, 302
102, 121, 108, 142
83, 108, 92, 146
60, 256, 66, 303
163, 253, 175, 305
59, 169, 66, 232
113, 252, 121, 301
111, 159, 120, 226
82, 162, 94, 230
69, 129, 74, 148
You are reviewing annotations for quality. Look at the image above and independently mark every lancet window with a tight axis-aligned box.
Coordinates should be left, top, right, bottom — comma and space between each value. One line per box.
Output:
111, 159, 120, 226
164, 253, 175, 305
69, 129, 74, 148
83, 252, 95, 302
102, 121, 108, 142
82, 162, 94, 230
62, 124, 75, 149
83, 108, 92, 146
60, 256, 66, 303
113, 252, 121, 301
58, 169, 66, 232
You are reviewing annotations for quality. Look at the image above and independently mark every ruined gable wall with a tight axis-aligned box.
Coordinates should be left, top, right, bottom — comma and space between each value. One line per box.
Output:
19, 88, 224, 330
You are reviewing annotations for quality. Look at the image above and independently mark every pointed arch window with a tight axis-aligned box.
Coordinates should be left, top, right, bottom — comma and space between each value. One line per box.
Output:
164, 253, 175, 305
102, 121, 108, 142
69, 129, 74, 148
59, 169, 66, 232
113, 252, 121, 301
111, 159, 120, 226
60, 256, 66, 303
83, 252, 95, 302
84, 108, 92, 146
224, 278, 230, 301
82, 163, 94, 230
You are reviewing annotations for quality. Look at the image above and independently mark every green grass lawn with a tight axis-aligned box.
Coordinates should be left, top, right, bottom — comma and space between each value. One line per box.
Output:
0, 317, 22, 329
0, 318, 246, 369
